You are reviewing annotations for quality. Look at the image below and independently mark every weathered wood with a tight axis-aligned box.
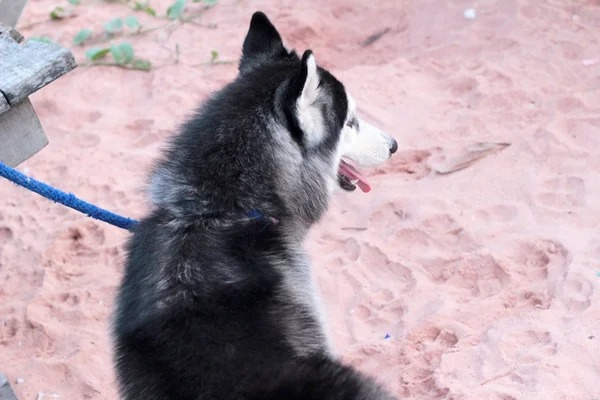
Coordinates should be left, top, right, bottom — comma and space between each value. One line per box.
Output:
0, 0, 27, 28
0, 373, 19, 400
0, 29, 77, 108
0, 98, 49, 167
0, 18, 77, 166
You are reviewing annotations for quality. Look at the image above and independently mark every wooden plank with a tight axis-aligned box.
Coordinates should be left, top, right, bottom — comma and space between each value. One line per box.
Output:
0, 373, 19, 400
0, 0, 27, 28
0, 98, 49, 167
0, 32, 77, 108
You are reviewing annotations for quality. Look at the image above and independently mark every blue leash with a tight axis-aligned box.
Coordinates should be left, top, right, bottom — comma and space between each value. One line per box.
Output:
0, 162, 138, 230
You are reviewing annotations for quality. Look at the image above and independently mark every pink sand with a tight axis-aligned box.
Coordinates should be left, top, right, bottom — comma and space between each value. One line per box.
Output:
1, 0, 599, 399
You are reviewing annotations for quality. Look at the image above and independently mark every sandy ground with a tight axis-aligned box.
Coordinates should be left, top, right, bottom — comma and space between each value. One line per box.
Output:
1, 0, 600, 398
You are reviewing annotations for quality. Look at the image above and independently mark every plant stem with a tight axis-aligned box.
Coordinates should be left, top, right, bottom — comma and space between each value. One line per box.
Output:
80, 20, 175, 47
192, 59, 236, 67
82, 61, 150, 71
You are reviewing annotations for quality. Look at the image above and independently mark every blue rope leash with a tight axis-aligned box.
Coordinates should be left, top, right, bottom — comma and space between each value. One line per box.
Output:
0, 162, 138, 230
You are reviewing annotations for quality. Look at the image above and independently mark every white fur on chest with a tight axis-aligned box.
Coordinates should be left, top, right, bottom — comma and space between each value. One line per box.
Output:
273, 249, 334, 356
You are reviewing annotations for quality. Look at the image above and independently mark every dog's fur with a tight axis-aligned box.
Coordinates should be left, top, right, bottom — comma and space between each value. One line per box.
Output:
112, 11, 399, 400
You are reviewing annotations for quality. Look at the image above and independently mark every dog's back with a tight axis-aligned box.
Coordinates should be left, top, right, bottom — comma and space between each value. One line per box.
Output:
113, 212, 286, 399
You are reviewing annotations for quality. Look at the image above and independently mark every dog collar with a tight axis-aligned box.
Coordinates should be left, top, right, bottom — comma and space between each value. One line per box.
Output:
247, 210, 279, 224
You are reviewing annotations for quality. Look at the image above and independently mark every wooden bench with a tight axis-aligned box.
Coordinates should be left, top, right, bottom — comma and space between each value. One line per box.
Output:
0, 0, 77, 398
0, 5, 77, 167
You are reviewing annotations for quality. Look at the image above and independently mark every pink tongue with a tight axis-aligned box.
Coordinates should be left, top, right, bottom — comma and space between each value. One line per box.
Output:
339, 159, 371, 193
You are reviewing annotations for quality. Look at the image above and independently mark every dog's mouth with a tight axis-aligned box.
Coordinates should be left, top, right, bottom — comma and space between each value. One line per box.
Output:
338, 158, 371, 193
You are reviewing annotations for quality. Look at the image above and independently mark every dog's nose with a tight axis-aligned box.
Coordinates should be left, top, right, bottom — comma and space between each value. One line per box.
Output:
390, 139, 398, 154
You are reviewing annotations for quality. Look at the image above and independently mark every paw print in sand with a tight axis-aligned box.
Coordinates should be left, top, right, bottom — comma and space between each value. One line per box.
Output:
557, 275, 595, 316
535, 175, 585, 212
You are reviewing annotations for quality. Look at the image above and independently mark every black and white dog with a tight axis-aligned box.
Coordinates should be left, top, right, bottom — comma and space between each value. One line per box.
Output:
112, 11, 399, 399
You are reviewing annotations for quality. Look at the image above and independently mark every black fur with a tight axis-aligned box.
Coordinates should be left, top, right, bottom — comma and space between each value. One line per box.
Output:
112, 11, 398, 400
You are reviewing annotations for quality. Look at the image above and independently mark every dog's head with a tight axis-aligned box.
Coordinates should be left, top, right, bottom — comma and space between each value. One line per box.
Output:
240, 12, 397, 194
149, 12, 397, 225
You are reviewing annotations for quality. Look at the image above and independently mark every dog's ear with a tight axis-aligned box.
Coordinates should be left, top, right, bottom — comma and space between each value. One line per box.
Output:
297, 50, 320, 109
286, 50, 322, 146
240, 11, 286, 72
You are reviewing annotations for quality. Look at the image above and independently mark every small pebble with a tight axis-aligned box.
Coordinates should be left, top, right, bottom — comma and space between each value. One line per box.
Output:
16, 378, 24, 384
463, 8, 477, 20
38, 393, 59, 399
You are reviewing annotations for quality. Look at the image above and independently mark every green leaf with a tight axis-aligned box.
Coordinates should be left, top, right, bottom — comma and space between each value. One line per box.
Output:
134, 2, 156, 17
67, 0, 81, 5
120, 42, 135, 63
167, 0, 186, 20
73, 28, 92, 45
29, 36, 53, 44
131, 59, 152, 71
203, 0, 217, 5
110, 43, 124, 64
104, 17, 123, 33
125, 15, 141, 28
86, 47, 110, 61
50, 6, 71, 19
111, 42, 135, 64
210, 50, 218, 62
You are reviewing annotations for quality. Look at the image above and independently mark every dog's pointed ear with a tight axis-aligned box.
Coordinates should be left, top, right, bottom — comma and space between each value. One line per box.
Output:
240, 11, 285, 72
287, 50, 322, 146
297, 50, 320, 108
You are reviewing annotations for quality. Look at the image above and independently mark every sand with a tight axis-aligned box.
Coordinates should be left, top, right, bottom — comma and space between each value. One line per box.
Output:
1, 0, 599, 399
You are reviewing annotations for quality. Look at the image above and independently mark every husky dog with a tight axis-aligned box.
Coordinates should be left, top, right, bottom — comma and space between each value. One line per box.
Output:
112, 11, 399, 400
